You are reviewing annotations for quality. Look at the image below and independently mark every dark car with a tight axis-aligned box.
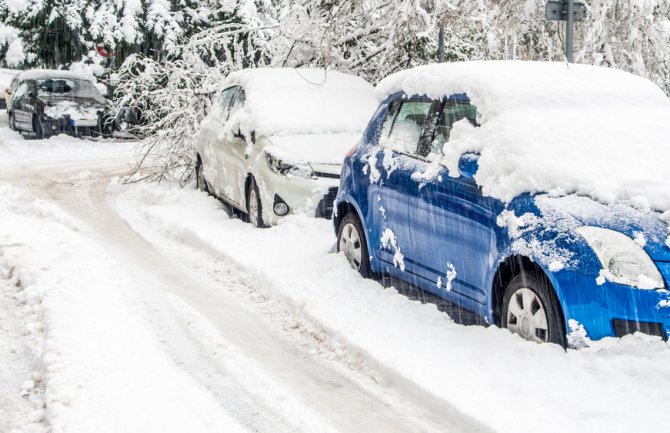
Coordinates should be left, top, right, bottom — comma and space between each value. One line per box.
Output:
8, 69, 107, 138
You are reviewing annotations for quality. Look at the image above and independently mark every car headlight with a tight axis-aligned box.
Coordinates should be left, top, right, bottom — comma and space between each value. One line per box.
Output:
576, 226, 664, 290
266, 152, 316, 180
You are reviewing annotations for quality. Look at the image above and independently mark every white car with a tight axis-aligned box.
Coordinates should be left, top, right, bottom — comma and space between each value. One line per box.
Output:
195, 68, 378, 227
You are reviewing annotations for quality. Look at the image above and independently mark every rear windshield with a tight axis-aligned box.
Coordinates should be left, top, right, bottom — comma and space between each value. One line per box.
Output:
36, 78, 105, 103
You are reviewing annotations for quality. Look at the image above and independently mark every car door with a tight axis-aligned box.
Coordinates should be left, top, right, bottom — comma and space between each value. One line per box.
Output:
200, 86, 238, 195
367, 97, 441, 277
217, 87, 250, 207
408, 98, 500, 304
11, 82, 31, 128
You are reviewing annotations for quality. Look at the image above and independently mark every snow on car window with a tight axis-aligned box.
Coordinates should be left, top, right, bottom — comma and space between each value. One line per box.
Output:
430, 101, 477, 157
381, 100, 432, 155
222, 68, 378, 137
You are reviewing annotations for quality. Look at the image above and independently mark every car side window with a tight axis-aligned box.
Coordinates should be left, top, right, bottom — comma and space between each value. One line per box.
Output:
217, 86, 238, 120
13, 82, 28, 100
379, 100, 401, 140
382, 100, 433, 155
228, 87, 246, 118
428, 101, 478, 157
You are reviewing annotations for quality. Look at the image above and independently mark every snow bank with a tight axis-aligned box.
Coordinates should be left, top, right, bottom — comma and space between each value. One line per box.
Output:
112, 181, 670, 433
223, 68, 379, 137
377, 61, 670, 211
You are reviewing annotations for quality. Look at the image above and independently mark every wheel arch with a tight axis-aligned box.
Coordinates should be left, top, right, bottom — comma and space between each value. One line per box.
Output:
490, 255, 568, 330
334, 197, 379, 274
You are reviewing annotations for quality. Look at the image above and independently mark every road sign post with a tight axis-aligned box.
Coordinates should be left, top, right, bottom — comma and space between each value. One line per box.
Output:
546, 0, 584, 63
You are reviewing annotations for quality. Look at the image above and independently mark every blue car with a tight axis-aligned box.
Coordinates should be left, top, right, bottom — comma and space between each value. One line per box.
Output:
333, 61, 670, 346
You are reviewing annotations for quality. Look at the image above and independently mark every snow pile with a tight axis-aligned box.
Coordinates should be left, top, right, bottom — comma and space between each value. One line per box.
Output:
377, 61, 670, 212
223, 68, 379, 137
0, 260, 44, 433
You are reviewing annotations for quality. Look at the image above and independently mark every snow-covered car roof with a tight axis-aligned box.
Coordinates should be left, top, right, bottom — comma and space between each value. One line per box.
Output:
379, 61, 670, 212
223, 68, 379, 137
18, 69, 95, 82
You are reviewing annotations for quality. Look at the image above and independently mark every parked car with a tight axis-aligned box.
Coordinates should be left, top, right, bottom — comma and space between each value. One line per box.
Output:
195, 68, 378, 227
334, 61, 670, 346
8, 69, 107, 138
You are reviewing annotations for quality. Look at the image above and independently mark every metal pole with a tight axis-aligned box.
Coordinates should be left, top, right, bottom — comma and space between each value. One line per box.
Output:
438, 25, 445, 63
565, 0, 574, 62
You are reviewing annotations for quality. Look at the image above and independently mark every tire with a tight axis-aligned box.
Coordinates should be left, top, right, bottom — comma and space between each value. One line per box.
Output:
246, 177, 264, 228
501, 273, 566, 346
195, 158, 209, 193
8, 112, 15, 131
337, 212, 372, 278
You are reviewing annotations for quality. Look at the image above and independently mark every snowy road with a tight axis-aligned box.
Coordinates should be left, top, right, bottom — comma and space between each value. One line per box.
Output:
2, 127, 670, 433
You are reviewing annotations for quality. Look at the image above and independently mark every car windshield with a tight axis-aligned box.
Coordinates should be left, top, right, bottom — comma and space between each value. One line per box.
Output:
36, 78, 105, 103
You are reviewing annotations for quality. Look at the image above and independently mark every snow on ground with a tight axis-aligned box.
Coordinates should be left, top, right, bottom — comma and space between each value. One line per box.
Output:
1, 127, 670, 433
0, 261, 43, 433
110, 180, 670, 433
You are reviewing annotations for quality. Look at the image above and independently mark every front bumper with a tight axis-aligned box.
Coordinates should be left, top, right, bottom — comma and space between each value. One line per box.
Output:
256, 169, 340, 226
554, 261, 670, 340
41, 116, 100, 137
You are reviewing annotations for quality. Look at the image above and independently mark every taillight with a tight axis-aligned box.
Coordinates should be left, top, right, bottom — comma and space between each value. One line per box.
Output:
346, 142, 360, 157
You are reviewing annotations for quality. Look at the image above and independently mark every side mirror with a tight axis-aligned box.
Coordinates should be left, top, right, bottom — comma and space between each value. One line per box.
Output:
458, 153, 479, 179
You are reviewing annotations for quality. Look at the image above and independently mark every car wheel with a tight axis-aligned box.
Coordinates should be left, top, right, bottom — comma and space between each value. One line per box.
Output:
502, 273, 566, 346
8, 112, 16, 131
195, 159, 209, 193
247, 177, 264, 228
337, 212, 372, 278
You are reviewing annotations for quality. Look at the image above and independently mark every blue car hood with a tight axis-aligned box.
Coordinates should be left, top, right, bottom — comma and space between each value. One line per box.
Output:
534, 195, 670, 262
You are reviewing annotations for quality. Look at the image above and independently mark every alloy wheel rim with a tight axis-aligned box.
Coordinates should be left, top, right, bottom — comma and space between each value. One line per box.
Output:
249, 188, 259, 227
339, 222, 363, 270
506, 287, 549, 343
